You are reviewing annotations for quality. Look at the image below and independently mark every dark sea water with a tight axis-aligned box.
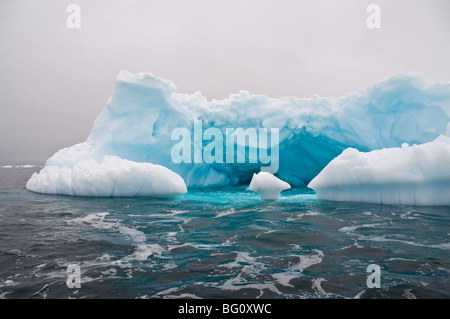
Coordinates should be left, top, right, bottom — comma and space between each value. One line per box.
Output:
0, 167, 449, 299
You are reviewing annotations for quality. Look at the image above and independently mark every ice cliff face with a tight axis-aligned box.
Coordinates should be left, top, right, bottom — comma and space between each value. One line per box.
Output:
28, 70, 450, 195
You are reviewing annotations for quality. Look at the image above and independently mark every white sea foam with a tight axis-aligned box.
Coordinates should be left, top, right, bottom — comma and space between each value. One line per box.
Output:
311, 278, 331, 297
272, 250, 324, 287
255, 229, 276, 239
153, 286, 202, 299
96, 254, 114, 262
161, 293, 202, 299
68, 212, 147, 243
339, 223, 382, 233
68, 212, 173, 269
286, 211, 321, 221
100, 268, 117, 276
215, 208, 236, 218
0, 280, 17, 288
218, 252, 261, 270
0, 292, 12, 299
123, 244, 165, 262
271, 272, 297, 288
402, 289, 417, 299
217, 273, 282, 298
292, 249, 324, 272
361, 236, 450, 250
338, 220, 450, 250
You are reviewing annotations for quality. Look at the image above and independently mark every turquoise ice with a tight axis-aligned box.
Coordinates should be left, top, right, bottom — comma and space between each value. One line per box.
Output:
27, 70, 450, 198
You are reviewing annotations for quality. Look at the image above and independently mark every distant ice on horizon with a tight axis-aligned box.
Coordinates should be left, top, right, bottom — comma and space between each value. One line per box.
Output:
1, 165, 43, 168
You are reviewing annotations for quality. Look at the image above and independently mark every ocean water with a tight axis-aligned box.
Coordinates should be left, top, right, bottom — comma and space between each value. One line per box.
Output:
0, 167, 449, 299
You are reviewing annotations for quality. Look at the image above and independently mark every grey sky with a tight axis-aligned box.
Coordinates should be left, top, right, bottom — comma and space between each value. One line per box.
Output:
0, 0, 449, 164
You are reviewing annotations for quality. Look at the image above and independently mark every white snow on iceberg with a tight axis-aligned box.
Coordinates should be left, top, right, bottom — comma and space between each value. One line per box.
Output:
249, 172, 291, 200
26, 156, 187, 198
308, 136, 450, 206
27, 70, 450, 196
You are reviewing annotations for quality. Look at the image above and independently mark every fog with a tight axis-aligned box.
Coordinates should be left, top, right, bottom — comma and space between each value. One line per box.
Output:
0, 0, 449, 164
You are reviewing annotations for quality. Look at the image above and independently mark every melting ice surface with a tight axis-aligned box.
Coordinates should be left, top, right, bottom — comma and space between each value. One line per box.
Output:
308, 136, 450, 206
26, 70, 450, 200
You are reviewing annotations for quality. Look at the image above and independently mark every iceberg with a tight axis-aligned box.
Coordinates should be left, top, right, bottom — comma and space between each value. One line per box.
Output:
249, 172, 291, 200
26, 155, 187, 198
308, 136, 450, 206
27, 70, 450, 197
